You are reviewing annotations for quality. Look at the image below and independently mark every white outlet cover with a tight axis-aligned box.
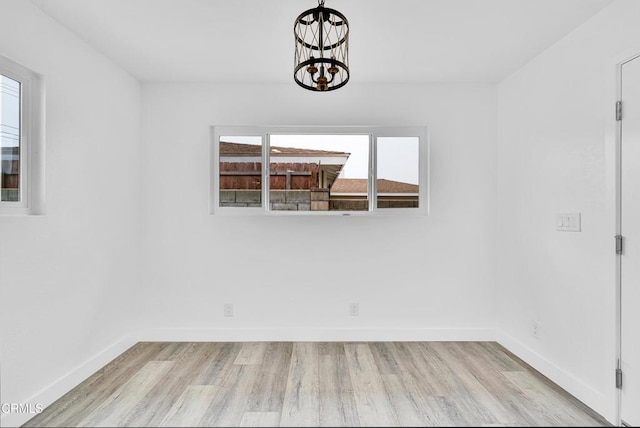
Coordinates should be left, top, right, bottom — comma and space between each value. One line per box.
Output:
349, 303, 359, 316
532, 322, 542, 339
224, 303, 233, 317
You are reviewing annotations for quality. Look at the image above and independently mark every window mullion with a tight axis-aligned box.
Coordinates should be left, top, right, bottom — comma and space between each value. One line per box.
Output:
20, 79, 28, 208
263, 131, 270, 213
369, 133, 376, 212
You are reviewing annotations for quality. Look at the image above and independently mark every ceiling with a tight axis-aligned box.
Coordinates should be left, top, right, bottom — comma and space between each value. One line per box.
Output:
31, 0, 614, 83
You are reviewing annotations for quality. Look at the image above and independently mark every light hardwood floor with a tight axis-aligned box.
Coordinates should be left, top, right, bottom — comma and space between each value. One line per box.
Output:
24, 342, 610, 427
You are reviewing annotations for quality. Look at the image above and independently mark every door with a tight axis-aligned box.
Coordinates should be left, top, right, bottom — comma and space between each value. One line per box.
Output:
620, 54, 640, 427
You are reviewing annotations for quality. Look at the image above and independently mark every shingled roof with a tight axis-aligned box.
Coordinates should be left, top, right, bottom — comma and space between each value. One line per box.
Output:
331, 178, 419, 194
220, 142, 349, 157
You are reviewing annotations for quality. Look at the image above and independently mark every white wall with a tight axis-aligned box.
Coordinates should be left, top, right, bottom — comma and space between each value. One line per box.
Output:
496, 0, 640, 421
0, 1, 141, 425
139, 83, 498, 340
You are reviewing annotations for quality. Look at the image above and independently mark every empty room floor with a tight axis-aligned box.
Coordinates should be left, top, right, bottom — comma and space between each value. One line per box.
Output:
24, 341, 609, 427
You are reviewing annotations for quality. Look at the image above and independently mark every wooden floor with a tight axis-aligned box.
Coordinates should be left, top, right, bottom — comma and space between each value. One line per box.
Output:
24, 342, 609, 427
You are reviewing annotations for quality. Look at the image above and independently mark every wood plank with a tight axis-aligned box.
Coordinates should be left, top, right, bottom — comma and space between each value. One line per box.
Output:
280, 342, 319, 427
392, 342, 450, 396
122, 342, 223, 427
503, 370, 604, 427
246, 342, 293, 412
234, 342, 268, 365
23, 342, 166, 427
199, 364, 260, 427
369, 342, 400, 375
159, 385, 219, 427
78, 360, 174, 427
424, 395, 469, 426
153, 342, 194, 361
454, 345, 535, 426
344, 343, 399, 427
318, 342, 346, 356
375, 344, 457, 426
319, 354, 360, 427
393, 343, 470, 425
196, 342, 242, 385
429, 342, 509, 426
474, 341, 527, 372
379, 374, 426, 427
239, 412, 281, 427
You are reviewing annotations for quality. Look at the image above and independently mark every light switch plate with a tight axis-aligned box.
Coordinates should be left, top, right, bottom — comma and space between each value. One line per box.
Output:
556, 213, 581, 232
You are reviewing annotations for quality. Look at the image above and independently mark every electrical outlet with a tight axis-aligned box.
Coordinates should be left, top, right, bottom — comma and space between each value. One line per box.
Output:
532, 321, 541, 340
224, 303, 234, 317
349, 302, 359, 317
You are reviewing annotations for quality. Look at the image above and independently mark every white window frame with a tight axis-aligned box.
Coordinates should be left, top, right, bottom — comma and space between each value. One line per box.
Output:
211, 125, 429, 216
0, 54, 45, 215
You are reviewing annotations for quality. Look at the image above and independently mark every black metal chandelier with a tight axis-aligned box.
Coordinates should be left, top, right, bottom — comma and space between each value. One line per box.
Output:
294, 0, 349, 92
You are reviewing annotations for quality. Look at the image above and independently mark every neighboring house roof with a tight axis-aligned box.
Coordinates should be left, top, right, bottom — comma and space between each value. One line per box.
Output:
220, 142, 349, 157
220, 141, 351, 189
332, 178, 419, 194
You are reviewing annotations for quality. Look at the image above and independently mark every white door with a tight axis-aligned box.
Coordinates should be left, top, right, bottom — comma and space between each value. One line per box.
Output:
621, 54, 640, 427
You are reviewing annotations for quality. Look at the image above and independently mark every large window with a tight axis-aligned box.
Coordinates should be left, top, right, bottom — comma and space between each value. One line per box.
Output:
0, 55, 44, 215
212, 126, 428, 215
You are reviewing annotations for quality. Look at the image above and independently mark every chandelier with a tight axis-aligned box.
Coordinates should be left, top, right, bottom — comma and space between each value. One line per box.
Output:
294, 0, 349, 91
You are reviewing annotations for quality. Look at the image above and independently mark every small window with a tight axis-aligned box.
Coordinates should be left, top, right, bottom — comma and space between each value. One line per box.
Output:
219, 135, 263, 208
1, 74, 21, 202
211, 126, 428, 215
376, 137, 420, 210
0, 54, 44, 215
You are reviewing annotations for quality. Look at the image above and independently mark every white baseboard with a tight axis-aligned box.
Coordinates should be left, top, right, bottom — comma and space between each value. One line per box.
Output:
0, 334, 139, 428
496, 330, 615, 424
1, 326, 494, 427
139, 327, 497, 342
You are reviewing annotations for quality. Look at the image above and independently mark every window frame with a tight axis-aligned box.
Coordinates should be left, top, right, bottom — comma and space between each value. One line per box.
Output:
211, 125, 428, 216
0, 54, 44, 215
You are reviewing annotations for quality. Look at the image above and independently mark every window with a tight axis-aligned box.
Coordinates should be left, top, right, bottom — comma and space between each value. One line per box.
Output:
0, 54, 44, 215
376, 137, 420, 209
1, 74, 20, 202
218, 135, 263, 208
211, 126, 428, 215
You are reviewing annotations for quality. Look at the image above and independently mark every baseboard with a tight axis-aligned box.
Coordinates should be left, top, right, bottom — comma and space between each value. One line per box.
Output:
138, 326, 497, 342
496, 330, 615, 424
0, 333, 139, 428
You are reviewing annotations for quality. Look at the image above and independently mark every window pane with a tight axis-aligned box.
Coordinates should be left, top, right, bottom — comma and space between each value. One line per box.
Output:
219, 136, 262, 207
269, 135, 369, 211
1, 74, 20, 202
376, 137, 420, 209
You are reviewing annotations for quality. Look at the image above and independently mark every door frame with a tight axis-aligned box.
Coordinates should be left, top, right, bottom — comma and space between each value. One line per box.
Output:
612, 50, 640, 427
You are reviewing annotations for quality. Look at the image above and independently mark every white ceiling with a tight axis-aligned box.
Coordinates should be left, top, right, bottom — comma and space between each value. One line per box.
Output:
31, 0, 614, 83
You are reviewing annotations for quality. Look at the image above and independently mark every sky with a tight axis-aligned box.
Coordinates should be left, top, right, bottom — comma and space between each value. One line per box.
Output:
221, 134, 419, 185
0, 75, 21, 149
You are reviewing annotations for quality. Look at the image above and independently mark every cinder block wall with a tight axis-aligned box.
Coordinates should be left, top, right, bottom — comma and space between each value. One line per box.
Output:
219, 189, 312, 210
